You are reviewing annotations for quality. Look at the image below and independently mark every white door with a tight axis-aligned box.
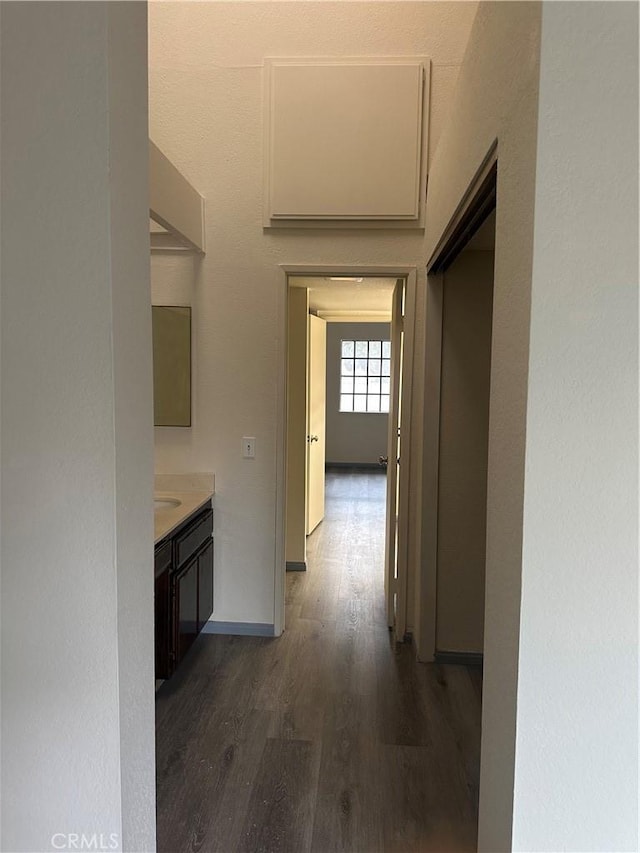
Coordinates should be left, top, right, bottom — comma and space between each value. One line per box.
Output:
306, 314, 326, 535
384, 280, 406, 636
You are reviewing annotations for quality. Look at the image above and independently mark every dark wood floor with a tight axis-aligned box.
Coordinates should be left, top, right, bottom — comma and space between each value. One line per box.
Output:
156, 471, 482, 853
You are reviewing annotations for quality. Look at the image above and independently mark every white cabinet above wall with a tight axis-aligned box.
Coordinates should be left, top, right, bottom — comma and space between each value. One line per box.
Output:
149, 140, 206, 253
263, 58, 430, 229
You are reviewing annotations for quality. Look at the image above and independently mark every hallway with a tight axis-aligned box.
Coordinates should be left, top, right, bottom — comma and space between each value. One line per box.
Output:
156, 471, 482, 852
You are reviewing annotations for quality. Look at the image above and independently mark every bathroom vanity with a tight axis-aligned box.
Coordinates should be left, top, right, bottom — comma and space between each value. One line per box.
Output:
154, 492, 214, 679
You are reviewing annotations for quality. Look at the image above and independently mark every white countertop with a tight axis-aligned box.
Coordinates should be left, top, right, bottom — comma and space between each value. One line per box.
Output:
154, 490, 213, 543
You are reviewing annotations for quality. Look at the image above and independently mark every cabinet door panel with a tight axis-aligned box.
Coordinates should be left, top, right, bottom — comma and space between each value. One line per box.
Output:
154, 569, 171, 679
174, 557, 198, 665
198, 538, 214, 630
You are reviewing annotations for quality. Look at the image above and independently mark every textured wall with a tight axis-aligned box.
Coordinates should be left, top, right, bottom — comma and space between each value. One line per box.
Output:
149, 0, 478, 625
325, 323, 390, 465
1, 4, 155, 851
424, 3, 542, 848
512, 3, 639, 849
427, 2, 639, 849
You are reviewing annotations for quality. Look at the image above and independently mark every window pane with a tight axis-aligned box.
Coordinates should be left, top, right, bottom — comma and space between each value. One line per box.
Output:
353, 394, 367, 412
340, 340, 392, 416
340, 394, 353, 412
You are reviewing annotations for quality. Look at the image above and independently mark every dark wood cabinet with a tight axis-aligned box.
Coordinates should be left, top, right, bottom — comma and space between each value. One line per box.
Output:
197, 538, 214, 630
154, 502, 213, 679
154, 539, 173, 680
174, 555, 199, 663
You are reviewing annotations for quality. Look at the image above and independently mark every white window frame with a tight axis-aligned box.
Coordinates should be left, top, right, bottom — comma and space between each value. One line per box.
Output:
339, 338, 391, 413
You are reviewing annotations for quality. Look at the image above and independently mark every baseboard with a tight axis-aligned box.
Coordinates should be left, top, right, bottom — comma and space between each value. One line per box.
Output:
201, 621, 276, 637
286, 561, 307, 572
325, 462, 386, 471
434, 650, 483, 667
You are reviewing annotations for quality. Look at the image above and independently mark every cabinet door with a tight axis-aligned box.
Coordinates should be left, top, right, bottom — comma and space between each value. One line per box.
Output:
154, 568, 171, 679
198, 537, 214, 631
174, 556, 198, 666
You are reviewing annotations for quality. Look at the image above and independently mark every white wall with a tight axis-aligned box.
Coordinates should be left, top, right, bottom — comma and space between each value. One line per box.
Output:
426, 1, 639, 849
149, 0, 478, 627
424, 2, 542, 848
325, 322, 390, 465
1, 4, 155, 851
512, 3, 639, 849
436, 250, 493, 655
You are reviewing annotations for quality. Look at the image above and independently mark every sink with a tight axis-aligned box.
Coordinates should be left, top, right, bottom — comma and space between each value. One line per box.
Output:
154, 498, 182, 511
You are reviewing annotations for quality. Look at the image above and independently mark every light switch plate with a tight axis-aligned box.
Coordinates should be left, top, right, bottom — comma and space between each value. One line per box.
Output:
242, 437, 256, 459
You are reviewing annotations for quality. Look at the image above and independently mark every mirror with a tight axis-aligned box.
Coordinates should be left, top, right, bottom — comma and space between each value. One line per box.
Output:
152, 306, 191, 427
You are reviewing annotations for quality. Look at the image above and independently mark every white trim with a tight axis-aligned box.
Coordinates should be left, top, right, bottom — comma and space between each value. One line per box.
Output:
273, 267, 288, 637
416, 272, 443, 662
263, 58, 430, 230
395, 272, 417, 640
283, 264, 417, 277
427, 141, 497, 274
316, 310, 392, 323
275, 264, 418, 637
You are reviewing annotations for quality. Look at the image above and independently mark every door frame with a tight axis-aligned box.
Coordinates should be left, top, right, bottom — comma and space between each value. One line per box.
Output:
416, 145, 497, 661
275, 263, 418, 636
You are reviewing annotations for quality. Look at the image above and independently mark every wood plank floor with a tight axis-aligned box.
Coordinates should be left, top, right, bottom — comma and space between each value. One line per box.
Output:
156, 471, 482, 853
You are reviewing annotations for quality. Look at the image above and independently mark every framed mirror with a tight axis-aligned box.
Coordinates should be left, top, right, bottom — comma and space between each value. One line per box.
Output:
152, 306, 192, 427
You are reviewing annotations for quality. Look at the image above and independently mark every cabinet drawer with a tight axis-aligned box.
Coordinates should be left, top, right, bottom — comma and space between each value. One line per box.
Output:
154, 539, 172, 578
174, 507, 213, 569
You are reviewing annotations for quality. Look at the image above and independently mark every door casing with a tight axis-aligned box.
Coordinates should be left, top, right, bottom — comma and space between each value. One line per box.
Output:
275, 264, 418, 637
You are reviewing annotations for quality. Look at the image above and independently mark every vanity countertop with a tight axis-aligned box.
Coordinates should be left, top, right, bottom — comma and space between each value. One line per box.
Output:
154, 490, 213, 544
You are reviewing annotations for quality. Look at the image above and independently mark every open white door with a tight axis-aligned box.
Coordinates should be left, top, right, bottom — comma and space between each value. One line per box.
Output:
306, 314, 326, 535
384, 280, 407, 637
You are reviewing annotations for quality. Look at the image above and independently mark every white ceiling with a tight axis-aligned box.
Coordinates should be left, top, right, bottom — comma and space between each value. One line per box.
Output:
289, 276, 396, 315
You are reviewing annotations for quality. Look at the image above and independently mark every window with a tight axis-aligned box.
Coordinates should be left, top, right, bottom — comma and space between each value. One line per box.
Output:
340, 339, 391, 413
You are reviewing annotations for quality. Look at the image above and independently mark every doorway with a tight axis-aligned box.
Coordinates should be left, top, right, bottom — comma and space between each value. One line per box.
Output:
419, 152, 497, 665
435, 214, 495, 662
277, 266, 417, 642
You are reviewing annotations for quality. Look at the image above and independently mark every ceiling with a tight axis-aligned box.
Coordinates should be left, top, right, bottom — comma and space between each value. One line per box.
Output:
289, 276, 396, 316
